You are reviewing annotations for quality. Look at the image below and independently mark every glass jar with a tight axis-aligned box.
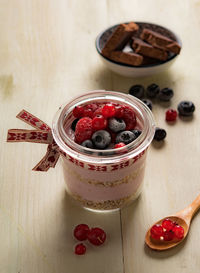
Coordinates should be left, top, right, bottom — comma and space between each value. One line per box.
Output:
52, 90, 155, 211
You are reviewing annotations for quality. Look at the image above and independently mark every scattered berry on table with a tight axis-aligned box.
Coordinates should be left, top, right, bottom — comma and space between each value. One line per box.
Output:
146, 83, 160, 98
154, 127, 167, 141
173, 225, 184, 240
73, 106, 84, 118
162, 218, 175, 231
177, 101, 195, 116
158, 88, 174, 101
129, 84, 145, 99
92, 115, 107, 131
74, 243, 87, 255
131, 129, 142, 139
165, 109, 178, 122
141, 99, 153, 111
108, 117, 126, 133
150, 224, 164, 240
74, 224, 90, 241
102, 103, 116, 118
92, 130, 111, 149
74, 117, 93, 144
116, 130, 137, 145
114, 142, 126, 149
122, 106, 137, 130
81, 139, 94, 148
87, 227, 106, 246
71, 118, 79, 131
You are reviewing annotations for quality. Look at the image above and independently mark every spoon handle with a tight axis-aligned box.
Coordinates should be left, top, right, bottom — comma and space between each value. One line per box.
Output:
176, 193, 200, 224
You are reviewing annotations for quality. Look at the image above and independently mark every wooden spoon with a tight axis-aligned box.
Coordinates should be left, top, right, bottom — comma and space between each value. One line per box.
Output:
145, 193, 200, 251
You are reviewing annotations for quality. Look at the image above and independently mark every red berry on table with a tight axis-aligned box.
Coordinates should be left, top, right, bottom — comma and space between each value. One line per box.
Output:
173, 225, 184, 240
122, 106, 137, 130
74, 243, 86, 255
163, 230, 174, 241
92, 115, 107, 131
75, 117, 93, 144
87, 227, 106, 246
165, 109, 178, 122
73, 224, 90, 241
115, 105, 124, 118
102, 103, 116, 118
150, 224, 164, 240
162, 218, 175, 231
73, 106, 84, 118
114, 142, 126, 149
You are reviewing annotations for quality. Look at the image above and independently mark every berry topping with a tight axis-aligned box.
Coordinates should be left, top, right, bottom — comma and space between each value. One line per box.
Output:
154, 127, 167, 141
92, 130, 111, 149
73, 106, 84, 118
131, 129, 142, 139
146, 83, 160, 98
92, 115, 107, 131
177, 101, 195, 116
162, 218, 175, 231
122, 106, 137, 130
158, 88, 174, 101
114, 142, 126, 149
115, 105, 124, 118
129, 84, 145, 99
74, 243, 86, 255
75, 117, 93, 144
108, 117, 126, 133
93, 107, 103, 117
141, 99, 153, 111
150, 224, 164, 240
173, 225, 184, 240
81, 139, 94, 148
71, 118, 79, 131
74, 224, 90, 241
87, 227, 106, 246
165, 109, 178, 122
163, 230, 174, 241
116, 130, 137, 145
102, 103, 116, 118
84, 103, 98, 118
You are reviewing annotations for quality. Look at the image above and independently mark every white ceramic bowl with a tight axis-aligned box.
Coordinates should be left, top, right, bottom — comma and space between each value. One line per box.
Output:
95, 22, 182, 77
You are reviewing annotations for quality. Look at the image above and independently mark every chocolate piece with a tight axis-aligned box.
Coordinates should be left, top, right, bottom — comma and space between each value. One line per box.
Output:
110, 51, 143, 66
132, 38, 168, 61
101, 22, 139, 58
141, 28, 181, 54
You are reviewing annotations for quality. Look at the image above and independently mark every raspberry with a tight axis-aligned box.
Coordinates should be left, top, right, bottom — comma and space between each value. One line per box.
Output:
102, 104, 116, 118
150, 224, 164, 240
163, 230, 174, 241
92, 115, 107, 131
74, 243, 86, 255
162, 218, 175, 231
73, 106, 84, 118
122, 106, 137, 130
114, 142, 126, 149
93, 107, 103, 117
74, 224, 90, 241
166, 109, 178, 122
115, 105, 124, 118
84, 103, 98, 118
87, 227, 106, 246
75, 117, 93, 144
173, 225, 184, 240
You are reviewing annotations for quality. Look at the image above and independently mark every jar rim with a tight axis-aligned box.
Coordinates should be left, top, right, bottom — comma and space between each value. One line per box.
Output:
52, 90, 155, 164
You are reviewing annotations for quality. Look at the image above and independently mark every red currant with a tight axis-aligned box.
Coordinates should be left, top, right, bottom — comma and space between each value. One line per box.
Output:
73, 106, 84, 118
92, 115, 107, 131
102, 104, 116, 118
115, 105, 124, 118
87, 227, 106, 246
74, 243, 86, 255
163, 230, 174, 241
173, 225, 184, 240
162, 218, 175, 231
73, 224, 90, 241
165, 109, 178, 122
122, 106, 137, 130
74, 117, 93, 144
114, 142, 126, 149
150, 224, 164, 240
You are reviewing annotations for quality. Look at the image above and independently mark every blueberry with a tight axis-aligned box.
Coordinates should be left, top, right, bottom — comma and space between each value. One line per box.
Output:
129, 85, 145, 99
71, 118, 79, 131
146, 83, 160, 98
108, 117, 126, 132
116, 130, 137, 145
92, 130, 111, 149
131, 129, 142, 139
141, 99, 153, 110
158, 88, 174, 101
177, 101, 195, 116
154, 127, 167, 141
81, 139, 94, 148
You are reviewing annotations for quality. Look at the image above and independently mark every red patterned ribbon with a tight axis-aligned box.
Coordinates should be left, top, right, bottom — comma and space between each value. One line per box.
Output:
7, 110, 60, 171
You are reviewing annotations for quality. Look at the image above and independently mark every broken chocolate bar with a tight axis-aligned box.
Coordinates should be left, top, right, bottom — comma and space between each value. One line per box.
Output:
101, 22, 139, 58
132, 38, 168, 61
110, 51, 143, 66
140, 28, 181, 54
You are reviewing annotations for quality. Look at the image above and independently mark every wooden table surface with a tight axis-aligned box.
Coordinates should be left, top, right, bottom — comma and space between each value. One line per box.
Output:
1, 0, 200, 272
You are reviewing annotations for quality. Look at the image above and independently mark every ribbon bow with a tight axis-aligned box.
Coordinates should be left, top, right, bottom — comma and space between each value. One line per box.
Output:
7, 110, 60, 171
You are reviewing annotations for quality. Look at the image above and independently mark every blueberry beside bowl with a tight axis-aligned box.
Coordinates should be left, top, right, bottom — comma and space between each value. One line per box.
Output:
95, 22, 182, 77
